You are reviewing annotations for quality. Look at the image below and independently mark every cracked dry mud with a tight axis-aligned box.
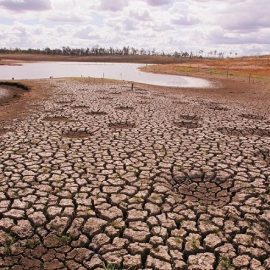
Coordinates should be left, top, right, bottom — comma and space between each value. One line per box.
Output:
0, 79, 270, 270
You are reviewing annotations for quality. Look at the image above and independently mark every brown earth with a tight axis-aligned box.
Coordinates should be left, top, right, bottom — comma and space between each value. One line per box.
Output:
0, 78, 119, 123
141, 56, 270, 82
1, 73, 270, 123
0, 75, 269, 269
140, 56, 270, 115
0, 81, 47, 122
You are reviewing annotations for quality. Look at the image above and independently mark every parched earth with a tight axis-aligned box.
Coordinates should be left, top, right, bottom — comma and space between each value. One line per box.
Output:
0, 79, 269, 270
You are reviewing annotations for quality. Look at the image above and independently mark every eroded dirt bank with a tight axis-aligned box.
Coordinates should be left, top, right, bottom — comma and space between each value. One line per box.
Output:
0, 82, 29, 107
0, 78, 269, 270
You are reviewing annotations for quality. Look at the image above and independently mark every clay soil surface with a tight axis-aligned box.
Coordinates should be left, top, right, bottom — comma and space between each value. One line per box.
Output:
0, 77, 269, 269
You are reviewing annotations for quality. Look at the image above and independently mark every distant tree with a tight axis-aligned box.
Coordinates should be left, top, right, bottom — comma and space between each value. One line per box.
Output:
0, 46, 212, 59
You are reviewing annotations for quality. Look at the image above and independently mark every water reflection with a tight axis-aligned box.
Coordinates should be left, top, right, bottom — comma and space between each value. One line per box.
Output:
0, 62, 211, 88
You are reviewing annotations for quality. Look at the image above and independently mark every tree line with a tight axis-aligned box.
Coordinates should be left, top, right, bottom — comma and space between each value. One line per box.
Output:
0, 46, 233, 59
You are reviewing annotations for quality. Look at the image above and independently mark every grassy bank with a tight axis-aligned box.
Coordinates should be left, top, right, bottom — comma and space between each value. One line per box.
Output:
141, 56, 270, 83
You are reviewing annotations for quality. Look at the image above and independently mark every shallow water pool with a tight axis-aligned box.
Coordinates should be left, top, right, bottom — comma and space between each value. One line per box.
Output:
0, 62, 211, 88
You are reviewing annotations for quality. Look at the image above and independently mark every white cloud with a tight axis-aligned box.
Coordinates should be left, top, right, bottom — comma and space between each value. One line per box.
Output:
0, 0, 51, 12
0, 0, 269, 55
99, 0, 129, 12
145, 0, 173, 6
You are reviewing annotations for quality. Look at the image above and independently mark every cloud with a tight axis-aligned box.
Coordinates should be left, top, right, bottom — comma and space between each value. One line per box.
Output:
74, 26, 100, 40
217, 0, 270, 31
99, 0, 129, 11
145, 0, 172, 6
0, 0, 269, 55
210, 28, 270, 45
46, 12, 86, 23
0, 0, 51, 12
129, 10, 151, 21
172, 15, 200, 26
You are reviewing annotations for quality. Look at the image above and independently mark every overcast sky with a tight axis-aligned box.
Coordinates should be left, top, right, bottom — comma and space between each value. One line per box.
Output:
0, 0, 269, 56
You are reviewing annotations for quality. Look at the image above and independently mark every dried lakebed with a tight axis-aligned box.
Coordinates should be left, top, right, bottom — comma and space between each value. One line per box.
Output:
0, 79, 269, 270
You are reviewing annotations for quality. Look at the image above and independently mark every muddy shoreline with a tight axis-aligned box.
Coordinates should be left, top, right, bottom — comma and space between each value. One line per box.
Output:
1, 75, 270, 123
0, 82, 29, 106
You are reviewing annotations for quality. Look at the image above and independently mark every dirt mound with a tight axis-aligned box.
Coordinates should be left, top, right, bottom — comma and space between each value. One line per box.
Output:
174, 120, 201, 129
62, 129, 92, 138
108, 122, 135, 129
218, 127, 270, 137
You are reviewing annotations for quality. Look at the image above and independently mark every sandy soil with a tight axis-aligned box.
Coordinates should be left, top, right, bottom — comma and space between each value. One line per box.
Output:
0, 77, 269, 269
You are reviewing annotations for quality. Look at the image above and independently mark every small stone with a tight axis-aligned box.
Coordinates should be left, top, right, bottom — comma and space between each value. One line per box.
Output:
188, 253, 215, 270
29, 211, 46, 226
150, 245, 171, 262
124, 228, 150, 242
11, 220, 33, 238
83, 217, 107, 235
44, 233, 63, 248
146, 255, 172, 270
44, 259, 64, 270
204, 233, 222, 249
123, 254, 141, 268
233, 255, 250, 268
